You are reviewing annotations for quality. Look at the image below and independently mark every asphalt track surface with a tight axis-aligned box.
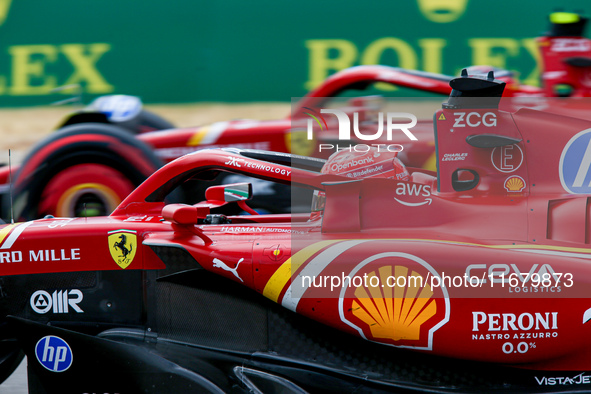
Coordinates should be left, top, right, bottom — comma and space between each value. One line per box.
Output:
0, 358, 26, 393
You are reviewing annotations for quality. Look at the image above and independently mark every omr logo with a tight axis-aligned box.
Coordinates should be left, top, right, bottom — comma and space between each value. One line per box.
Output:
30, 289, 84, 314
35, 336, 73, 372
306, 107, 418, 142
0, 0, 11, 26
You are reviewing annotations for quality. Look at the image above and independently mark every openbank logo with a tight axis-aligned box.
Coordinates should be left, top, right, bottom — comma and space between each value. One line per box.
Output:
305, 108, 418, 143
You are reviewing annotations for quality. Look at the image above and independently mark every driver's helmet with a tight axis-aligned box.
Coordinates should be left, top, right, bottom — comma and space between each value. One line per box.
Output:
311, 147, 409, 218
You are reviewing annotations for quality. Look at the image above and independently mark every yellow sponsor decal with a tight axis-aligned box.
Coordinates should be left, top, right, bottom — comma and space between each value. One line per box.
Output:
0, 223, 17, 245
0, 0, 11, 26
423, 151, 437, 172
305, 36, 539, 91
504, 175, 526, 192
188, 127, 209, 146
285, 130, 315, 157
417, 0, 469, 23
108, 229, 137, 269
0, 43, 113, 96
352, 265, 436, 341
263, 240, 340, 302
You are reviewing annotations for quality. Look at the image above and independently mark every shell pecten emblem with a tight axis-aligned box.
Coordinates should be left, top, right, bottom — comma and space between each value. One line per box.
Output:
340, 252, 449, 350
352, 265, 436, 341
108, 229, 137, 269
504, 176, 526, 192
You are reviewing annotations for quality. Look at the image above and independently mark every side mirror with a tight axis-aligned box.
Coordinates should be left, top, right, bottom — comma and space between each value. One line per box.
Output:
162, 204, 209, 224
205, 183, 253, 204
161, 203, 212, 245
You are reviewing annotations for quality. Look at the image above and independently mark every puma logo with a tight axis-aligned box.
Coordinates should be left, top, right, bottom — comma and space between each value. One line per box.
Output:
212, 258, 244, 282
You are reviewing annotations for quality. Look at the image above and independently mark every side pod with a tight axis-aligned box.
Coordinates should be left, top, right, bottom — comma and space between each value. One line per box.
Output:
8, 316, 224, 394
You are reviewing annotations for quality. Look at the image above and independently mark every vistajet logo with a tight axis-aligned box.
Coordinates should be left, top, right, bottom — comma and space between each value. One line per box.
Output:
304, 107, 417, 153
536, 373, 591, 386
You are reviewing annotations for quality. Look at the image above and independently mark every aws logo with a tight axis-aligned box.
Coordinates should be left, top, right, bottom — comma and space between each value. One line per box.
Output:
394, 182, 432, 207
417, 0, 469, 23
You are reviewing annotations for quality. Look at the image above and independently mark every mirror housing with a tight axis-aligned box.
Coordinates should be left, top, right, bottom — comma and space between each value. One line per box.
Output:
205, 183, 253, 204
162, 204, 210, 225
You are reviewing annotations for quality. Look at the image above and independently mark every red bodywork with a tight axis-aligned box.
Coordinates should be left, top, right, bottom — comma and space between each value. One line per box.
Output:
5, 85, 591, 372
4, 13, 591, 221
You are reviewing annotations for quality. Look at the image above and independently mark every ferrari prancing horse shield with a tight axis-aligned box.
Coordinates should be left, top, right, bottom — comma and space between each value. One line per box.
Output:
108, 229, 137, 269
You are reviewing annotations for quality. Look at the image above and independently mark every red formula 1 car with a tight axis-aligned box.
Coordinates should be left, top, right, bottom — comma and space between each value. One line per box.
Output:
2, 11, 590, 221
2, 73, 591, 392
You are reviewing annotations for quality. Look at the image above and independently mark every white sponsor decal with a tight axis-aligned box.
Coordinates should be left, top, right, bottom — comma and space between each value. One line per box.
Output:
212, 258, 244, 282
218, 226, 305, 234
453, 112, 497, 128
0, 248, 81, 263
29, 249, 81, 262
393, 182, 432, 206
225, 156, 245, 167
47, 218, 76, 228
551, 38, 591, 52
442, 153, 467, 161
0, 221, 32, 249
536, 373, 591, 386
491, 145, 523, 173
30, 289, 83, 314
156, 142, 270, 160
123, 215, 154, 222
309, 109, 418, 141
330, 156, 374, 172
472, 311, 557, 332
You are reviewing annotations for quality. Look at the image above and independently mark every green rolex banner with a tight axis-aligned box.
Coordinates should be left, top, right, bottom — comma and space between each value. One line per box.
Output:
0, 0, 588, 106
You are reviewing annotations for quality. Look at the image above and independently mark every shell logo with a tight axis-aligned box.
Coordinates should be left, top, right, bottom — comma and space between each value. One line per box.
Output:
352, 265, 436, 341
339, 252, 449, 350
504, 175, 526, 192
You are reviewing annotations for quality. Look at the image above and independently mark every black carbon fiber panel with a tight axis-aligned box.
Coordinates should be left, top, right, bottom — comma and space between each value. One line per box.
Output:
0, 271, 97, 317
149, 245, 201, 278
265, 303, 516, 391
155, 270, 268, 352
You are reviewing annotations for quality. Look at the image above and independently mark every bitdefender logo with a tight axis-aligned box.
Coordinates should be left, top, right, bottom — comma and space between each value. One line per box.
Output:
304, 107, 418, 153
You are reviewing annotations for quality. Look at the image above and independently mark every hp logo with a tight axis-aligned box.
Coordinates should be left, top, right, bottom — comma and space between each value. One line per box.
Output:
35, 336, 73, 372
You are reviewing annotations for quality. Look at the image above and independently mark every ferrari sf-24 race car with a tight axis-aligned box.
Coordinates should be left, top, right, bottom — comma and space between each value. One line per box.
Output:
1, 73, 591, 392
2, 11, 590, 222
